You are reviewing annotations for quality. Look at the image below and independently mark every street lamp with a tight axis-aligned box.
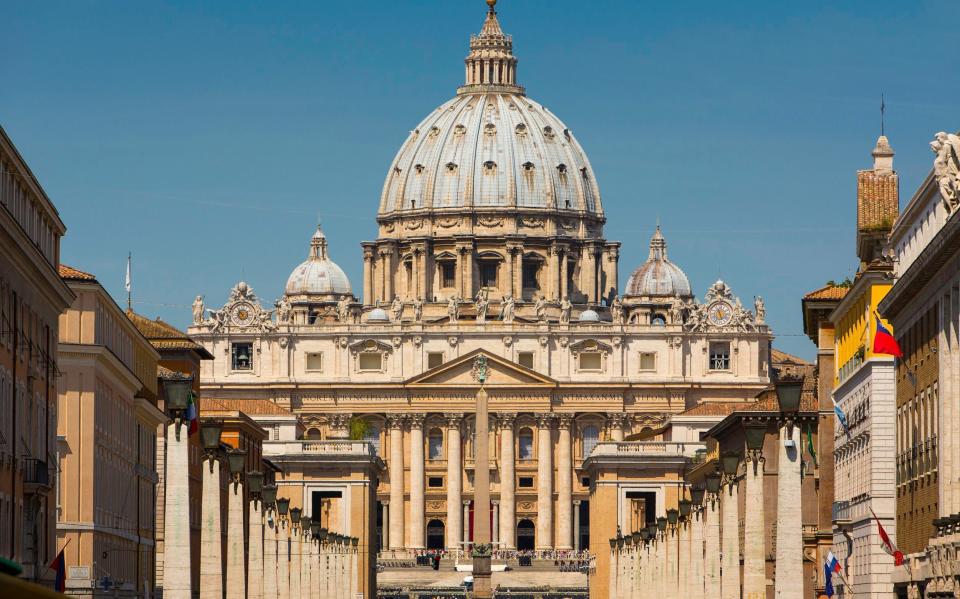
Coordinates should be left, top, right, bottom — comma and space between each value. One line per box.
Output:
290, 506, 302, 529
646, 524, 658, 539
262, 484, 278, 507
775, 378, 803, 437
200, 420, 223, 471
705, 471, 722, 495
227, 449, 246, 489
678, 499, 692, 519
720, 451, 741, 479
310, 521, 321, 539
744, 421, 767, 468
162, 375, 193, 439
247, 471, 264, 500
656, 517, 667, 532
666, 509, 678, 526
277, 497, 290, 521
690, 485, 705, 507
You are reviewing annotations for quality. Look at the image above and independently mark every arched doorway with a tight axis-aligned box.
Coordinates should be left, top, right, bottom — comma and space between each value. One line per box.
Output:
516, 519, 535, 551
427, 519, 445, 550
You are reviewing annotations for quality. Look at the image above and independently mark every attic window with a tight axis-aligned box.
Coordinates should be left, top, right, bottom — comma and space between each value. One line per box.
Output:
482, 161, 497, 174
543, 126, 555, 139
580, 167, 589, 178
564, 129, 572, 141
414, 164, 425, 174
522, 162, 535, 172
484, 123, 497, 136
515, 123, 527, 135
454, 124, 466, 137
556, 163, 568, 174
445, 162, 458, 173
428, 126, 440, 137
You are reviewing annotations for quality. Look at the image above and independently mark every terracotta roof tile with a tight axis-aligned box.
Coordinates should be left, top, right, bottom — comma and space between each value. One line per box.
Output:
771, 348, 809, 367
58, 264, 97, 281
201, 398, 293, 416
803, 285, 850, 301
126, 311, 212, 357
157, 365, 191, 380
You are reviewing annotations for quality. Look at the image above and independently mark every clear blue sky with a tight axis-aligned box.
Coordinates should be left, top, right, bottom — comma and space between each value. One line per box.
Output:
4, 0, 959, 359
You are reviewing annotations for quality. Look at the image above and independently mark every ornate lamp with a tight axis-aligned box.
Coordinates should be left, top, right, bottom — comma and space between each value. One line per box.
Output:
776, 378, 803, 436
276, 497, 290, 518
351, 537, 358, 548
705, 471, 722, 494
720, 451, 741, 479
290, 506, 302, 527
744, 421, 767, 466
200, 420, 223, 454
646, 524, 658, 539
632, 531, 641, 544
300, 516, 311, 537
690, 485, 706, 507
310, 521, 321, 539
319, 528, 328, 543
162, 376, 193, 438
247, 471, 264, 497
666, 508, 678, 526
656, 516, 667, 532
679, 499, 692, 519
609, 538, 617, 550
261, 484, 278, 507
640, 529, 650, 542
226, 449, 246, 486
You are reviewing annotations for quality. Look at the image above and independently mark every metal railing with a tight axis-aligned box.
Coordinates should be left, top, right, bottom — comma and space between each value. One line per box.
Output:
22, 458, 49, 487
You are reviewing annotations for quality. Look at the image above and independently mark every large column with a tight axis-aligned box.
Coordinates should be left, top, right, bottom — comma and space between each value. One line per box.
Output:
264, 508, 278, 599
381, 503, 389, 550
350, 542, 359, 599
688, 509, 704, 598
226, 476, 246, 599
446, 413, 464, 550
310, 539, 320, 599
536, 413, 554, 549
559, 249, 569, 299
290, 528, 302, 599
498, 414, 517, 549
162, 424, 192, 599
492, 501, 500, 545
388, 415, 405, 550
583, 244, 597, 303
676, 520, 688, 599
409, 414, 426, 549
200, 457, 223, 599
743, 457, 766, 599
382, 248, 394, 303
703, 496, 721, 598
720, 479, 740, 599
775, 425, 803, 599
609, 543, 619, 599
556, 415, 573, 550
573, 501, 581, 551
362, 246, 374, 305
249, 498, 264, 599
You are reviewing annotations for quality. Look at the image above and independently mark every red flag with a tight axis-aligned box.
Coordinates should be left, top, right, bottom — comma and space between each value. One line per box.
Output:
870, 509, 903, 566
48, 547, 66, 592
872, 316, 902, 358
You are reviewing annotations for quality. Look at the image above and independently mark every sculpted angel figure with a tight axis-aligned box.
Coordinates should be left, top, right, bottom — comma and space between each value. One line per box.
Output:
391, 296, 404, 322
192, 295, 205, 324
559, 296, 572, 324
500, 293, 516, 323
932, 131, 960, 211
337, 295, 352, 323
412, 297, 423, 322
447, 295, 461, 322
754, 296, 765, 324
274, 297, 292, 324
534, 295, 549, 322
610, 295, 624, 325
475, 289, 489, 324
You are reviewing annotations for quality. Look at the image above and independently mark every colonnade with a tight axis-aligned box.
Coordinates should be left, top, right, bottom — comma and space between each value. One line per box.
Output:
607, 424, 804, 599
381, 411, 609, 551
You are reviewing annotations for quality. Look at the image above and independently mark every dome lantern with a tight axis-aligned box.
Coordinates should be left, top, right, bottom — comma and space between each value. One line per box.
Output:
458, 0, 524, 96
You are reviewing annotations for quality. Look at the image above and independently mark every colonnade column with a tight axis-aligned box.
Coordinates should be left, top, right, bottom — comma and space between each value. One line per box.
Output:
463, 501, 471, 544
492, 501, 500, 545
279, 520, 290, 599
677, 517, 690, 599
248, 493, 264, 599
556, 415, 573, 549
199, 454, 223, 599
388, 415, 405, 550
775, 424, 803, 599
744, 452, 766, 599
290, 524, 302, 599
703, 494, 721, 597
688, 507, 704, 597
382, 248, 394, 303
666, 525, 678, 597
446, 413, 464, 550
409, 414, 426, 549
263, 505, 278, 599
609, 540, 620, 599
225, 460, 246, 599
721, 477, 740, 599
498, 414, 517, 549
536, 413, 554, 549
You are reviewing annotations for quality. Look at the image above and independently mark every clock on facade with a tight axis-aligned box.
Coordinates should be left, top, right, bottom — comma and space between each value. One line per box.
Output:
231, 302, 255, 327
707, 301, 734, 327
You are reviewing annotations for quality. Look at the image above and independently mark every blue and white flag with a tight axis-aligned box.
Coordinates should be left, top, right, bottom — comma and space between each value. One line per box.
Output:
833, 397, 852, 440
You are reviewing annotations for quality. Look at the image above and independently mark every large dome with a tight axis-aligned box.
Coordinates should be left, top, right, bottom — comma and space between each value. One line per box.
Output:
285, 225, 352, 301
625, 227, 692, 298
377, 2, 602, 221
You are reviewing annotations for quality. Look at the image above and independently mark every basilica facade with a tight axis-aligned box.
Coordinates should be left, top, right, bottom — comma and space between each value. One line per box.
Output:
188, 1, 773, 556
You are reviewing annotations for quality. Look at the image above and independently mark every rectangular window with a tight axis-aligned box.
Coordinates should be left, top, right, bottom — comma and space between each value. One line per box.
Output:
518, 476, 534, 488
518, 351, 534, 369
639, 352, 656, 372
479, 262, 498, 288
305, 352, 323, 372
231, 343, 253, 371
709, 342, 731, 370
428, 476, 444, 488
522, 261, 540, 290
428, 352, 444, 369
441, 262, 456, 288
358, 353, 383, 371
578, 352, 603, 371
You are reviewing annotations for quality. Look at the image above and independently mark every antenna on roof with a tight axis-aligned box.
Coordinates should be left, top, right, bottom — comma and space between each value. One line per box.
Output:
880, 93, 886, 137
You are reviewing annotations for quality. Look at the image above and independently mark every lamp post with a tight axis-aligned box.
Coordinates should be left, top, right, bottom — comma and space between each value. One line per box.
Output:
743, 420, 767, 599
247, 472, 265, 599
775, 379, 804, 599
160, 375, 194, 599
225, 449, 247, 599
199, 420, 224, 599
276, 497, 291, 599
262, 484, 279, 599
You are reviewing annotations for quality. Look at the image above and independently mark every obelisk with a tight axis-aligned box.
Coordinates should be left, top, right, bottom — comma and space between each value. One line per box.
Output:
471, 355, 493, 597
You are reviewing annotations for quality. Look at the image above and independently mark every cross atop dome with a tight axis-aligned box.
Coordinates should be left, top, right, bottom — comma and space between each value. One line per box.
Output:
458, 0, 524, 95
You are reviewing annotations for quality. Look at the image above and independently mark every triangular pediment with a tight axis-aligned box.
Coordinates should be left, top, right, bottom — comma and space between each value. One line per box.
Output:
406, 349, 556, 388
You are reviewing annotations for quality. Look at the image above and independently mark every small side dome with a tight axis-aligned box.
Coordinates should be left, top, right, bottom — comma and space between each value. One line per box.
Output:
625, 226, 692, 298
579, 309, 600, 322
367, 308, 389, 323
284, 225, 352, 302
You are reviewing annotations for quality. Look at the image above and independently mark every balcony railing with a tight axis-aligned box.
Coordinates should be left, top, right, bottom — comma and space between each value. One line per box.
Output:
22, 458, 49, 489
832, 500, 851, 525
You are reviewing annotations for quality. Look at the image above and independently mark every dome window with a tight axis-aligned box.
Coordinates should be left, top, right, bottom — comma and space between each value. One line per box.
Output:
428, 126, 440, 138
414, 164, 425, 174
556, 163, 568, 174
484, 123, 497, 136
393, 166, 402, 175
522, 161, 535, 172
651, 313, 667, 326
515, 123, 527, 135
580, 167, 590, 178
445, 162, 459, 173
453, 124, 466, 137
564, 128, 573, 141
543, 126, 556, 140
482, 160, 497, 174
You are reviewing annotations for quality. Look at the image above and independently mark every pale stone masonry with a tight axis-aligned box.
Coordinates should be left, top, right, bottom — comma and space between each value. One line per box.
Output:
743, 461, 766, 599
775, 426, 803, 599
225, 479, 246, 599
162, 424, 192, 599
720, 482, 740, 599
199, 458, 223, 599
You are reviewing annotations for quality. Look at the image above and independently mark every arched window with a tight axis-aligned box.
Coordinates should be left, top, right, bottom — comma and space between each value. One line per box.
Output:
582, 425, 599, 458
305, 427, 322, 440
650, 313, 666, 326
428, 428, 444, 461
518, 427, 534, 460
364, 424, 381, 455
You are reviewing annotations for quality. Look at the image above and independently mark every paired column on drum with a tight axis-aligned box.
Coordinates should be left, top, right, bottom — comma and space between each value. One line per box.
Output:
387, 415, 405, 550
536, 413, 554, 550
498, 413, 517, 549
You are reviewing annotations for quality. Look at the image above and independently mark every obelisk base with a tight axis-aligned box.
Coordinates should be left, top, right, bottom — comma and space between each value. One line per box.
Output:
472, 555, 492, 598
